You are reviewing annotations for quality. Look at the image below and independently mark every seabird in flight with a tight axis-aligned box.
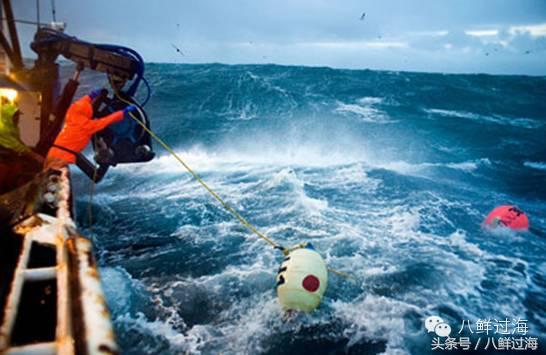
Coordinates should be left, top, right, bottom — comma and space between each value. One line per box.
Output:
171, 43, 185, 56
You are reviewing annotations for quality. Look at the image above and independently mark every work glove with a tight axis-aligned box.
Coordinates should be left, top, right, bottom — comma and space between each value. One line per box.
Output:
123, 105, 138, 114
89, 88, 107, 100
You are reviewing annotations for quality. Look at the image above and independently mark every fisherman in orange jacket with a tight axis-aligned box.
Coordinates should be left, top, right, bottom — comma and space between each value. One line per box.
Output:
45, 89, 136, 169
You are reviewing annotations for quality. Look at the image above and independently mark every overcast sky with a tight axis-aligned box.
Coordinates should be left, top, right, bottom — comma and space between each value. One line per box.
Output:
13, 0, 546, 75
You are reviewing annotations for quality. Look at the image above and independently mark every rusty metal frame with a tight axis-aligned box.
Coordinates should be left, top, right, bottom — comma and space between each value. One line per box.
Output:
0, 168, 118, 355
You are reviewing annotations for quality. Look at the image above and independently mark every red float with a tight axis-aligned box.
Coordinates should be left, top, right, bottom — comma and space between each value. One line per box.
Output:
302, 275, 320, 292
484, 205, 529, 230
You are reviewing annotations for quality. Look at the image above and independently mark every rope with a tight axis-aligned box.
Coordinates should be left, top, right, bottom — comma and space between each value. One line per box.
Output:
87, 164, 98, 235
106, 79, 353, 279
136, 116, 282, 249
108, 84, 283, 251
327, 268, 354, 280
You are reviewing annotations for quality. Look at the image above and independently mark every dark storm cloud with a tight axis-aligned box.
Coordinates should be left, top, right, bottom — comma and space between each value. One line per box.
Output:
11, 0, 546, 74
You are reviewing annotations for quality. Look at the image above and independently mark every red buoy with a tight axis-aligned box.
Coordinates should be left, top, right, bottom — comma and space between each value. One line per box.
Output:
484, 205, 529, 230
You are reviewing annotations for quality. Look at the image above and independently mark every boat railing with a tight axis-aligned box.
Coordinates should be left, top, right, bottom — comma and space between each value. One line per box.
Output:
0, 168, 118, 355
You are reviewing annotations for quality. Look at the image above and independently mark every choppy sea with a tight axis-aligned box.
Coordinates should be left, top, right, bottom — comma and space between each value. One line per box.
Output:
70, 63, 546, 354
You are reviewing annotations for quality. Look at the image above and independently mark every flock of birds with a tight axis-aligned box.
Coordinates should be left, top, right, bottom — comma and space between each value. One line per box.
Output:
170, 13, 535, 60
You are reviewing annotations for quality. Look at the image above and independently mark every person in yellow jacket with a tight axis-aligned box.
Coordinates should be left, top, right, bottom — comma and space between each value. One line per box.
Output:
0, 99, 43, 191
0, 101, 42, 161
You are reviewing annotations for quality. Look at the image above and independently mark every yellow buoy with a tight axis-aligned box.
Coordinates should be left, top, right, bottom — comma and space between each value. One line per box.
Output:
276, 244, 328, 312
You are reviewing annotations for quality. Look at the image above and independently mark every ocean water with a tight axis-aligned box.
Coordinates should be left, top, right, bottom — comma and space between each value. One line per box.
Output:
71, 64, 546, 354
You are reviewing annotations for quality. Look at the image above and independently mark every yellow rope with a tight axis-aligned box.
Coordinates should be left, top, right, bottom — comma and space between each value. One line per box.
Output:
137, 117, 282, 248
110, 89, 282, 250
327, 268, 354, 281
107, 81, 353, 279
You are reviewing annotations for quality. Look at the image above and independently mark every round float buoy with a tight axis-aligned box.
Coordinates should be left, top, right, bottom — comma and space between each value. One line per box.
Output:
275, 244, 328, 312
484, 205, 529, 230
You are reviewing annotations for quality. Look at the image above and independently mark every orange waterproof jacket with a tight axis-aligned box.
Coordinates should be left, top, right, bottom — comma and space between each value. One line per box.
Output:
47, 95, 124, 164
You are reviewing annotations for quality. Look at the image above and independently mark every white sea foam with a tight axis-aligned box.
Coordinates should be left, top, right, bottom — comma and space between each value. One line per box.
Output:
424, 108, 543, 129
332, 295, 419, 355
304, 163, 382, 192
115, 312, 211, 354
448, 229, 484, 257
357, 96, 385, 105
86, 135, 535, 355
76, 64, 546, 355
262, 168, 328, 216
335, 96, 391, 123
373, 158, 491, 175
114, 142, 492, 189
97, 174, 526, 354
101, 267, 141, 315
114, 145, 372, 182
524, 161, 546, 171
230, 102, 258, 121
